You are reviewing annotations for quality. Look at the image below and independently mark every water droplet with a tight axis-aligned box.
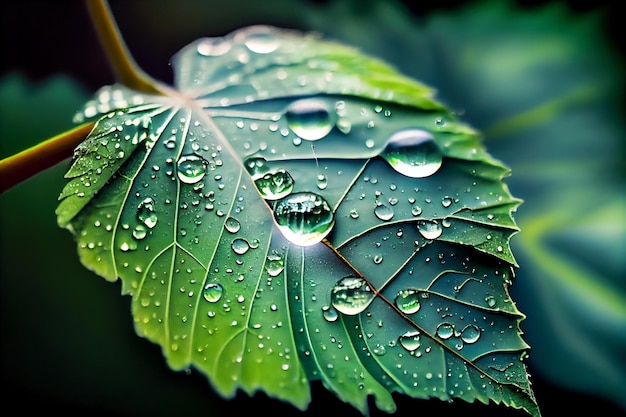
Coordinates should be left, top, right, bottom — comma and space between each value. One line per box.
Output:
273, 192, 334, 246
381, 129, 443, 178
244, 156, 270, 180
316, 173, 328, 190
242, 27, 280, 54
417, 220, 442, 239
460, 325, 481, 344
394, 289, 421, 314
411, 205, 423, 216
137, 198, 158, 229
374, 204, 394, 221
197, 38, 232, 56
285, 99, 335, 141
372, 343, 386, 356
231, 238, 250, 255
255, 169, 294, 200
177, 155, 208, 184
266, 255, 284, 276
330, 276, 375, 315
436, 322, 455, 340
485, 295, 497, 308
203, 283, 223, 302
349, 209, 359, 219
441, 196, 453, 208
224, 217, 241, 233
322, 305, 339, 322
133, 224, 148, 240
399, 330, 421, 351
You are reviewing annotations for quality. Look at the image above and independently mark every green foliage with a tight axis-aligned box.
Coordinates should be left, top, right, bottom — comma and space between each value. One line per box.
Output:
55, 25, 538, 416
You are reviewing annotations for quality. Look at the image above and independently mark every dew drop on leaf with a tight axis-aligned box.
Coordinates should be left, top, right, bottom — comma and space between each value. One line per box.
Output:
394, 289, 421, 314
322, 305, 339, 322
177, 154, 208, 184
436, 322, 455, 340
381, 128, 443, 178
241, 26, 280, 54
374, 204, 394, 221
399, 330, 421, 351
224, 217, 241, 233
254, 169, 294, 200
132, 224, 148, 240
203, 283, 224, 303
285, 99, 335, 141
137, 197, 158, 229
244, 156, 270, 180
266, 254, 285, 277
417, 219, 443, 239
231, 238, 250, 255
273, 192, 334, 246
330, 276, 375, 315
460, 325, 481, 344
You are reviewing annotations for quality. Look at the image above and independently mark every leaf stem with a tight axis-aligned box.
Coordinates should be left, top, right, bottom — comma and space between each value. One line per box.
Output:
86, 0, 165, 95
0, 122, 95, 194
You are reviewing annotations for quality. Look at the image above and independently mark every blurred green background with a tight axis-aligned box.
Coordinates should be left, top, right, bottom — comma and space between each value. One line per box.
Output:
1, 0, 624, 416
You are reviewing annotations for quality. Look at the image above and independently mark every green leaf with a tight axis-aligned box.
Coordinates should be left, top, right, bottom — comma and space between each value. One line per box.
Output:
57, 25, 538, 416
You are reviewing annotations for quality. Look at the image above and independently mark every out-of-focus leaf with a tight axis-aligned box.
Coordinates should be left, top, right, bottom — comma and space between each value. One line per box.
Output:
56, 25, 537, 416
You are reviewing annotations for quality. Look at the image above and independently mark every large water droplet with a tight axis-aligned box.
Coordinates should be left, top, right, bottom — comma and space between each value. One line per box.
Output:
266, 254, 284, 277
394, 289, 421, 314
330, 276, 375, 315
381, 129, 443, 178
177, 154, 208, 184
255, 169, 294, 200
137, 197, 158, 229
285, 99, 335, 141
417, 219, 442, 239
203, 283, 223, 302
273, 192, 334, 246
399, 330, 421, 351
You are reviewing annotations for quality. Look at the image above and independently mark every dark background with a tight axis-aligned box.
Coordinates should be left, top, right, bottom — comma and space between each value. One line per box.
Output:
1, 1, 624, 416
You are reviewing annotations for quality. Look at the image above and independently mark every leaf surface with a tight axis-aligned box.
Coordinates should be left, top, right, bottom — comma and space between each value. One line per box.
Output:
57, 25, 538, 416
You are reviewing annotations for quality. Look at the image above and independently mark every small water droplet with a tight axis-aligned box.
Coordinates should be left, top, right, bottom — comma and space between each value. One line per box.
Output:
394, 289, 421, 314
255, 169, 294, 200
224, 217, 241, 233
133, 224, 148, 240
485, 295, 497, 308
322, 305, 339, 322
316, 173, 328, 190
244, 156, 270, 180
177, 154, 208, 184
436, 322, 455, 339
374, 204, 394, 221
349, 209, 359, 219
137, 197, 158, 229
417, 220, 442, 239
285, 99, 335, 141
273, 192, 334, 246
266, 255, 284, 277
460, 325, 481, 344
330, 276, 375, 315
441, 196, 453, 208
242, 27, 280, 53
203, 283, 223, 302
231, 238, 250, 255
381, 129, 443, 178
197, 38, 232, 56
399, 330, 421, 351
